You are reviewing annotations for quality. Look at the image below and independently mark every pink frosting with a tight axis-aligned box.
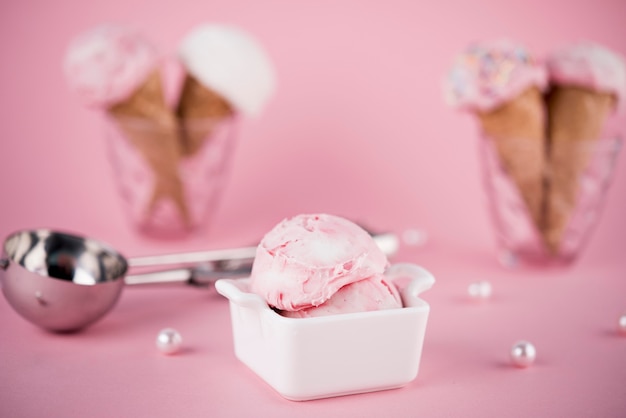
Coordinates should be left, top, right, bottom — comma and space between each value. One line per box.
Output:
281, 274, 401, 318
444, 39, 548, 112
249, 213, 389, 311
547, 42, 626, 105
63, 24, 159, 108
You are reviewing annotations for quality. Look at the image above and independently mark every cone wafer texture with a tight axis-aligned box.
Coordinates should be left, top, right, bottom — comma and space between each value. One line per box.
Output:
109, 70, 191, 227
63, 24, 192, 230
478, 87, 547, 232
543, 42, 625, 254
176, 74, 234, 156
544, 87, 615, 253
444, 40, 549, 240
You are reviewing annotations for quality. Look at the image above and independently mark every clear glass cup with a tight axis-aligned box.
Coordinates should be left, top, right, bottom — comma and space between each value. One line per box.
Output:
479, 135, 622, 267
104, 115, 238, 238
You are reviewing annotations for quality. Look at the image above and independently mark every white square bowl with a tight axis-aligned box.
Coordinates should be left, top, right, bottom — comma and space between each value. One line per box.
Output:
215, 263, 435, 401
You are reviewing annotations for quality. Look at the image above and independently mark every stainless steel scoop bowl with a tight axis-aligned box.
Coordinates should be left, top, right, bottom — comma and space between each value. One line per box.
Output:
0, 230, 129, 332
0, 229, 257, 332
0, 228, 399, 333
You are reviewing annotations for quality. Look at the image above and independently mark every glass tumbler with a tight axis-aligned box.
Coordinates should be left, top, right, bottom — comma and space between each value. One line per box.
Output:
479, 135, 621, 267
104, 115, 238, 238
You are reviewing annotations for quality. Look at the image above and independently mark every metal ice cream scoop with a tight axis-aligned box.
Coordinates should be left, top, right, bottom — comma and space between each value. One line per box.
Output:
0, 228, 398, 332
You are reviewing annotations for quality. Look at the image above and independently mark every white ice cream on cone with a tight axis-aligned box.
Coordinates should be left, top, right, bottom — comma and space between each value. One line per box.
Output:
178, 23, 277, 117
176, 23, 277, 156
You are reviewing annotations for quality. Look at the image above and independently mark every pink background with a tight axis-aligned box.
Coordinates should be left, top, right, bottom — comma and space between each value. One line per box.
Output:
1, 0, 626, 417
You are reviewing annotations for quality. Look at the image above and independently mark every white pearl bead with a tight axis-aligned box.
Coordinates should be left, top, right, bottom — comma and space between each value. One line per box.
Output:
402, 228, 428, 247
467, 280, 492, 300
156, 328, 183, 355
618, 314, 626, 335
510, 341, 536, 368
498, 250, 518, 268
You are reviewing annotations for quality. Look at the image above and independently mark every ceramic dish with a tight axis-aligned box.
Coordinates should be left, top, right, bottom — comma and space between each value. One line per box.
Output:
215, 263, 435, 401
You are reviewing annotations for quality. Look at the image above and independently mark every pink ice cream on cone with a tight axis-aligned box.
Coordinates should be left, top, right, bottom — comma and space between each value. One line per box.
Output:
444, 40, 549, 244
544, 42, 626, 254
249, 214, 400, 316
64, 24, 159, 109
63, 24, 191, 228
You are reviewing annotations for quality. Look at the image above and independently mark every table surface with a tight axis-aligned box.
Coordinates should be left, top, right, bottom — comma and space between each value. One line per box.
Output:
2, 0, 626, 416
2, 233, 626, 417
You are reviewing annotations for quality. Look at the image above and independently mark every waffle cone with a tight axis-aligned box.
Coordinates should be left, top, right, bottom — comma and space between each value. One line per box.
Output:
176, 74, 233, 156
108, 70, 191, 227
477, 87, 547, 235
543, 86, 615, 254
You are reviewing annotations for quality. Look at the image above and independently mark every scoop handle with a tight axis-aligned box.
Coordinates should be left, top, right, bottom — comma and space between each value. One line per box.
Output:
124, 231, 399, 287
125, 232, 398, 271
124, 264, 253, 287
127, 246, 258, 269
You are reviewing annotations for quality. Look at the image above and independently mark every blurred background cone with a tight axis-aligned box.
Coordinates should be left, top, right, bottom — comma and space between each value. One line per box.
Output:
444, 40, 549, 242
176, 74, 233, 156
64, 24, 191, 230
109, 70, 191, 228
176, 23, 277, 156
543, 42, 625, 254
478, 86, 547, 234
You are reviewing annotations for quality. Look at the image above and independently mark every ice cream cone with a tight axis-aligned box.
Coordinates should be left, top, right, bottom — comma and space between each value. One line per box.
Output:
477, 87, 547, 230
176, 23, 276, 156
176, 74, 233, 156
444, 40, 549, 238
544, 88, 615, 253
543, 43, 626, 254
109, 70, 191, 227
64, 25, 191, 229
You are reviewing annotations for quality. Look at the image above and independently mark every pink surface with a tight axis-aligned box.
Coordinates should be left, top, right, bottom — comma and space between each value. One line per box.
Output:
1, 0, 626, 417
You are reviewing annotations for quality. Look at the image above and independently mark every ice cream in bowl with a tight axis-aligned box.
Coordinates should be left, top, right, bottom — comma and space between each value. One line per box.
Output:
215, 213, 435, 401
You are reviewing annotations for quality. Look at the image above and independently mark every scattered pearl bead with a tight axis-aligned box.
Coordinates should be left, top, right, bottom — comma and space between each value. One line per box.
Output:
510, 341, 536, 368
498, 250, 518, 268
467, 280, 492, 300
618, 314, 626, 335
402, 228, 428, 247
156, 328, 183, 355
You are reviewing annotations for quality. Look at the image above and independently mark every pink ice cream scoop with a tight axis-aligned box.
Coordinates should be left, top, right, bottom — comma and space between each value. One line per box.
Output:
280, 274, 401, 318
63, 24, 159, 108
249, 213, 389, 312
443, 39, 548, 112
547, 41, 626, 107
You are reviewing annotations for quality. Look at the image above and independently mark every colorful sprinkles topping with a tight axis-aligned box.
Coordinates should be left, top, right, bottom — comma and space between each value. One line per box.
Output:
444, 40, 547, 112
